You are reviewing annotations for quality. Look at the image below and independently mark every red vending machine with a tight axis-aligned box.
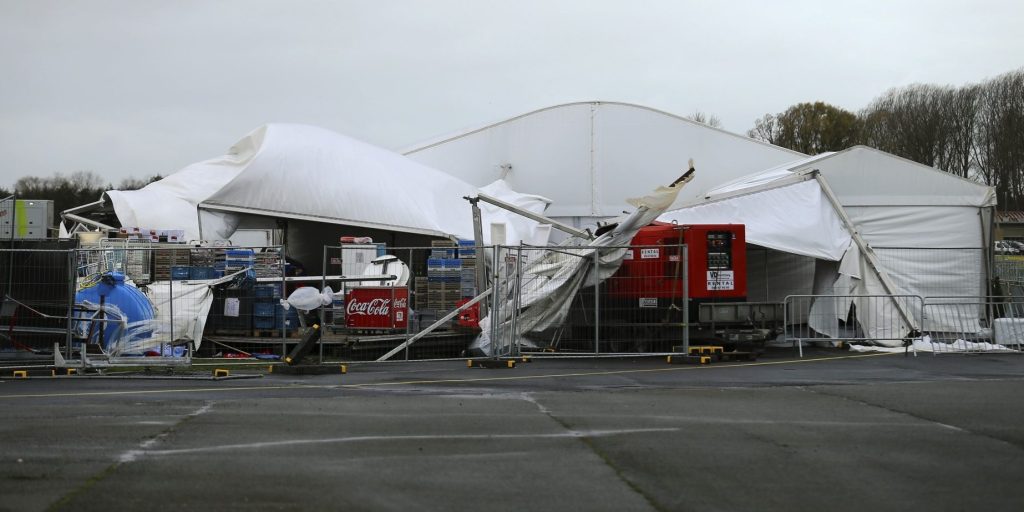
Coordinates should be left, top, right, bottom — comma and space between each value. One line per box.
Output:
345, 287, 409, 330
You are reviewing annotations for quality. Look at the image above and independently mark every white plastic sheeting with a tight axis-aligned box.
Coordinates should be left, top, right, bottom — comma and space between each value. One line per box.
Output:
847, 336, 1016, 353
109, 280, 215, 356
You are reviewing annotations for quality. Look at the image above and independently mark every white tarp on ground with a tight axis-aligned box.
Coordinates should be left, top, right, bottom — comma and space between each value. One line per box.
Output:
105, 124, 552, 245
658, 147, 996, 347
847, 336, 1017, 353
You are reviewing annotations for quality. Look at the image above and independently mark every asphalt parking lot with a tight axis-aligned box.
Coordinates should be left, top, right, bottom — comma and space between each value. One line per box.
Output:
2, 347, 1023, 511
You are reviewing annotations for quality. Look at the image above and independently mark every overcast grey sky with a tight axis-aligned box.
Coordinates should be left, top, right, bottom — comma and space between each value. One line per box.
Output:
1, 0, 1021, 189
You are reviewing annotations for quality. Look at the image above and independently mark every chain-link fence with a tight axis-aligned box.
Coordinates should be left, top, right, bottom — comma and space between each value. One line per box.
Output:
326, 240, 782, 362
784, 294, 924, 355
0, 243, 290, 368
2, 239, 1018, 367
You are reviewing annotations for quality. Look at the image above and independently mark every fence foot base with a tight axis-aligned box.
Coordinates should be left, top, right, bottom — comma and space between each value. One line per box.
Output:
674, 345, 725, 356
666, 355, 710, 365
467, 358, 517, 369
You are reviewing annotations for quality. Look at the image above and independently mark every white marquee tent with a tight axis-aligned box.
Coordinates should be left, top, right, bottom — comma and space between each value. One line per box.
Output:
97, 106, 998, 346
660, 146, 997, 344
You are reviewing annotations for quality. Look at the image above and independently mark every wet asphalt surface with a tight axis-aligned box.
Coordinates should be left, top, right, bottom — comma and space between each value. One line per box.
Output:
1, 347, 1023, 511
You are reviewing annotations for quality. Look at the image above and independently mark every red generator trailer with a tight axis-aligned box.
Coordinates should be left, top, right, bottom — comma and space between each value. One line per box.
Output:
569, 222, 781, 352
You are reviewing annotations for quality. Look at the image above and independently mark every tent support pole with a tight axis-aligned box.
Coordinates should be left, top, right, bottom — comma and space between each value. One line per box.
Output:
813, 172, 920, 333
60, 213, 117, 233
469, 198, 488, 317
473, 192, 593, 240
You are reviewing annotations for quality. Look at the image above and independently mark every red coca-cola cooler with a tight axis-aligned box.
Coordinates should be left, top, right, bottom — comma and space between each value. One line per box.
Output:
345, 287, 409, 330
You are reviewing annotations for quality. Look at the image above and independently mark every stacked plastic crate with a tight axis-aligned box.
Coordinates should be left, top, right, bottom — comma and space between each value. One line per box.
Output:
458, 239, 477, 299
252, 282, 283, 335
220, 248, 256, 280
253, 249, 282, 278
427, 240, 461, 315
190, 247, 217, 274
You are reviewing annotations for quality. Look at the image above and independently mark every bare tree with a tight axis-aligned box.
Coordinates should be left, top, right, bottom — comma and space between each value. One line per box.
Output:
686, 111, 723, 129
748, 113, 779, 145
116, 174, 163, 191
974, 70, 1024, 208
13, 171, 111, 215
750, 68, 1022, 206
937, 85, 980, 178
861, 84, 951, 167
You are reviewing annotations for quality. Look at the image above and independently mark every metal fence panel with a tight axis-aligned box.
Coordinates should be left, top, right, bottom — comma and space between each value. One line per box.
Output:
784, 294, 924, 356
0, 248, 74, 363
922, 296, 1024, 352
69, 244, 287, 367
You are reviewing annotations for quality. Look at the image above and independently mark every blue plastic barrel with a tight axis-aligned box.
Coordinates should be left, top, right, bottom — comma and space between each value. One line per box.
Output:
75, 272, 155, 351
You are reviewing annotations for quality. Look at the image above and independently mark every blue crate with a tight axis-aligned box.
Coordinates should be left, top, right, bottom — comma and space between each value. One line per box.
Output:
427, 258, 462, 269
225, 249, 255, 259
457, 239, 477, 258
276, 306, 300, 330
171, 266, 190, 280
254, 283, 282, 299
253, 316, 276, 329
190, 267, 217, 280
253, 302, 276, 317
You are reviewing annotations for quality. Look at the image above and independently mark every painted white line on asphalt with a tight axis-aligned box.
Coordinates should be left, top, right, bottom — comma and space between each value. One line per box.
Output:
119, 427, 680, 461
123, 402, 214, 461
519, 392, 552, 414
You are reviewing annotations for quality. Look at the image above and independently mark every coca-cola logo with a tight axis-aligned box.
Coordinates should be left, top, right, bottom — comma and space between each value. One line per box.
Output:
347, 297, 406, 316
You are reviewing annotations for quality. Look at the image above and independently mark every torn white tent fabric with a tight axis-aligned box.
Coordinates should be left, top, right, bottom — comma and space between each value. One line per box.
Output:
471, 176, 690, 356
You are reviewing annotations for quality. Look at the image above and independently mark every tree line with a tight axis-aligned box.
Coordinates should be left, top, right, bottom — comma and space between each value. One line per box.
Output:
747, 68, 1024, 209
0, 171, 161, 218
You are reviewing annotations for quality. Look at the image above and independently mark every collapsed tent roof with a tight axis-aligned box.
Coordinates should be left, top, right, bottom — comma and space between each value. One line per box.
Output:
403, 101, 804, 220
105, 124, 552, 242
